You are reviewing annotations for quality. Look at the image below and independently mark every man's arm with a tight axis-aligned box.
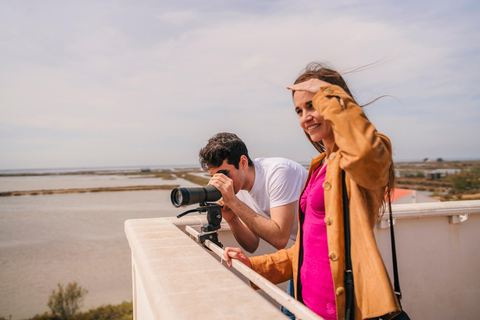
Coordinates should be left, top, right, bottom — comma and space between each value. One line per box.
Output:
222, 207, 260, 253
210, 173, 296, 252
228, 198, 296, 251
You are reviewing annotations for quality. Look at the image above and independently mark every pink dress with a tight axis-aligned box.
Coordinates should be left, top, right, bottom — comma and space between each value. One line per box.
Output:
299, 164, 337, 319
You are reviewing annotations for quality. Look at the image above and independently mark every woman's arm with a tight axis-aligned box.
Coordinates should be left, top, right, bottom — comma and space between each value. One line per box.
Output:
249, 244, 296, 284
312, 85, 392, 189
223, 244, 296, 285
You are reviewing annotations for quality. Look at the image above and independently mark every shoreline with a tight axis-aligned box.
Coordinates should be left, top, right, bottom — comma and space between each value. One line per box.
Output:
0, 185, 180, 197
2, 160, 480, 200
0, 168, 211, 197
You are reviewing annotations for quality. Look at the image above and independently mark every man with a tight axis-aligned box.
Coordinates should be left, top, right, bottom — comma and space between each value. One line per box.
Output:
199, 132, 308, 253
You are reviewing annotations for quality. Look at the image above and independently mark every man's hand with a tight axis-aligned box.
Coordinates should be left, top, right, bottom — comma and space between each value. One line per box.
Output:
208, 172, 236, 204
217, 199, 237, 223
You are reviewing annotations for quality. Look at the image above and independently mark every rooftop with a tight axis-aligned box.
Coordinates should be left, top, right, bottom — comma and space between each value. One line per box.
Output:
125, 200, 480, 319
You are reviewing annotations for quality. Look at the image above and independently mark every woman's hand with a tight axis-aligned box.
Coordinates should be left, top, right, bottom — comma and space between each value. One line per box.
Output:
287, 78, 331, 94
223, 247, 251, 268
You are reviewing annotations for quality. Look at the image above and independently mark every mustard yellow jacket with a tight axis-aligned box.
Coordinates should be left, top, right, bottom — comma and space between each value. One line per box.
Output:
250, 85, 400, 320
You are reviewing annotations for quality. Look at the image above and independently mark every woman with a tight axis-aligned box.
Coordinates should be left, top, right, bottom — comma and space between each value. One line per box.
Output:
223, 62, 401, 320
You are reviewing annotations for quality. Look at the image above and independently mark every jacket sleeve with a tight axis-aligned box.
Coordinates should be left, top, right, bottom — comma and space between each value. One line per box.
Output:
249, 243, 296, 285
312, 85, 392, 190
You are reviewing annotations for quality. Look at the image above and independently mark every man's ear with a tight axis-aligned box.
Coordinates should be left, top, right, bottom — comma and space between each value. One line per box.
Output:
240, 155, 248, 168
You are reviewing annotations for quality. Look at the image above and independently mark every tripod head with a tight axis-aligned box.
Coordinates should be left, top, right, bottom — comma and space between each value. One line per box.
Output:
177, 202, 223, 247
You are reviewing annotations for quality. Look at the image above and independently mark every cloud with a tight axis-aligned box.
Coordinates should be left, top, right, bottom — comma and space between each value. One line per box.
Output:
156, 11, 199, 25
0, 1, 479, 169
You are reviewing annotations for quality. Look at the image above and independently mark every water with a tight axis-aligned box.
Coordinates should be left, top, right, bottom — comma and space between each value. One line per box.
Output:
0, 164, 200, 175
0, 175, 200, 319
0, 174, 187, 192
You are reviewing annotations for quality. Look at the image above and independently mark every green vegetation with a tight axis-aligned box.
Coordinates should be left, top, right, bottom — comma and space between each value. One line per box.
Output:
450, 168, 480, 193
396, 160, 480, 200
19, 282, 133, 320
29, 302, 133, 320
71, 301, 132, 320
48, 282, 88, 319
28, 302, 132, 320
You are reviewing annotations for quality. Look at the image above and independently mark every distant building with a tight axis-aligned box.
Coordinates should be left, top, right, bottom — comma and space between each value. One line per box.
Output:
425, 168, 461, 179
426, 171, 442, 180
391, 188, 440, 204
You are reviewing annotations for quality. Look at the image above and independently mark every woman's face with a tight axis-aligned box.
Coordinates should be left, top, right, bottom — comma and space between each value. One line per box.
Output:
294, 90, 333, 143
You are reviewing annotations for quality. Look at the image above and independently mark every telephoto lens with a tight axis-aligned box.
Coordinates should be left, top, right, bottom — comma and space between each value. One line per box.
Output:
170, 185, 222, 207
170, 170, 228, 207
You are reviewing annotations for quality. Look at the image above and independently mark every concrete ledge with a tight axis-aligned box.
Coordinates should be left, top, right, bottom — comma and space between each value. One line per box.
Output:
383, 200, 480, 220
125, 216, 286, 320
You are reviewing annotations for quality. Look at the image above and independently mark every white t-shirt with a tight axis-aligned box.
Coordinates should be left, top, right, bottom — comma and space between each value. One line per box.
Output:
236, 157, 308, 241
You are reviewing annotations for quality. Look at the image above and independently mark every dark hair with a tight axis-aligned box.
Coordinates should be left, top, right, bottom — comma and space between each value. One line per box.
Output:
294, 62, 355, 98
199, 132, 254, 171
293, 62, 395, 215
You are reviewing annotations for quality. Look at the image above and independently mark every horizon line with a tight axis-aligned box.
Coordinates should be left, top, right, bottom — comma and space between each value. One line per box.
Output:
2, 157, 480, 174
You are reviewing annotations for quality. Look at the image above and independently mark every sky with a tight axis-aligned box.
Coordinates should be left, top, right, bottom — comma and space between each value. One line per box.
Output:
1, 0, 479, 170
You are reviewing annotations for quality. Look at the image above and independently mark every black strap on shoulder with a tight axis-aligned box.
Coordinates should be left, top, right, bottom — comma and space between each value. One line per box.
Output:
387, 193, 403, 303
342, 170, 354, 320
343, 172, 403, 319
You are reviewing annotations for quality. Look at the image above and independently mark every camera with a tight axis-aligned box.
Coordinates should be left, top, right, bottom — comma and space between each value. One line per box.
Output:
170, 170, 228, 207
171, 170, 229, 248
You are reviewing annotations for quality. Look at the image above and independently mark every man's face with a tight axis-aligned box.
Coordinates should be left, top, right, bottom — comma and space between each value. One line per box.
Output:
208, 159, 245, 194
